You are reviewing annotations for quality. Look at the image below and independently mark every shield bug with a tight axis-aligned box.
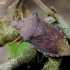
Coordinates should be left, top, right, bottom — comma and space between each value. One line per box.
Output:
11, 12, 70, 57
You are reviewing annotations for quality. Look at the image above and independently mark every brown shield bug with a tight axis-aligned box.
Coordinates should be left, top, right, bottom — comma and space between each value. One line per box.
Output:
11, 12, 70, 57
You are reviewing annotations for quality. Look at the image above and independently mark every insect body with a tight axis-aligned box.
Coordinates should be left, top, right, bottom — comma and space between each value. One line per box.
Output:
11, 12, 70, 57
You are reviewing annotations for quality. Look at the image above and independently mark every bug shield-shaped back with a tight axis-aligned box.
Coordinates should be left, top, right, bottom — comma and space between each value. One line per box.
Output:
11, 12, 70, 57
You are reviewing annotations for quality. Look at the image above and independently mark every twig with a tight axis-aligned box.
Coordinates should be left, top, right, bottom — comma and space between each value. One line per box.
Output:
33, 0, 52, 15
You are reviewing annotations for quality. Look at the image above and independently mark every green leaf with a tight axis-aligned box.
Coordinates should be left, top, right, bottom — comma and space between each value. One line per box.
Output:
9, 42, 30, 58
54, 13, 70, 39
42, 57, 62, 70
0, 20, 20, 47
44, 16, 56, 23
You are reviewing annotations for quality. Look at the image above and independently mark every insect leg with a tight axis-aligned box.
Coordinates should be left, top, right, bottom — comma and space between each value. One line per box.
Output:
9, 40, 23, 59
9, 36, 22, 45
14, 9, 21, 20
